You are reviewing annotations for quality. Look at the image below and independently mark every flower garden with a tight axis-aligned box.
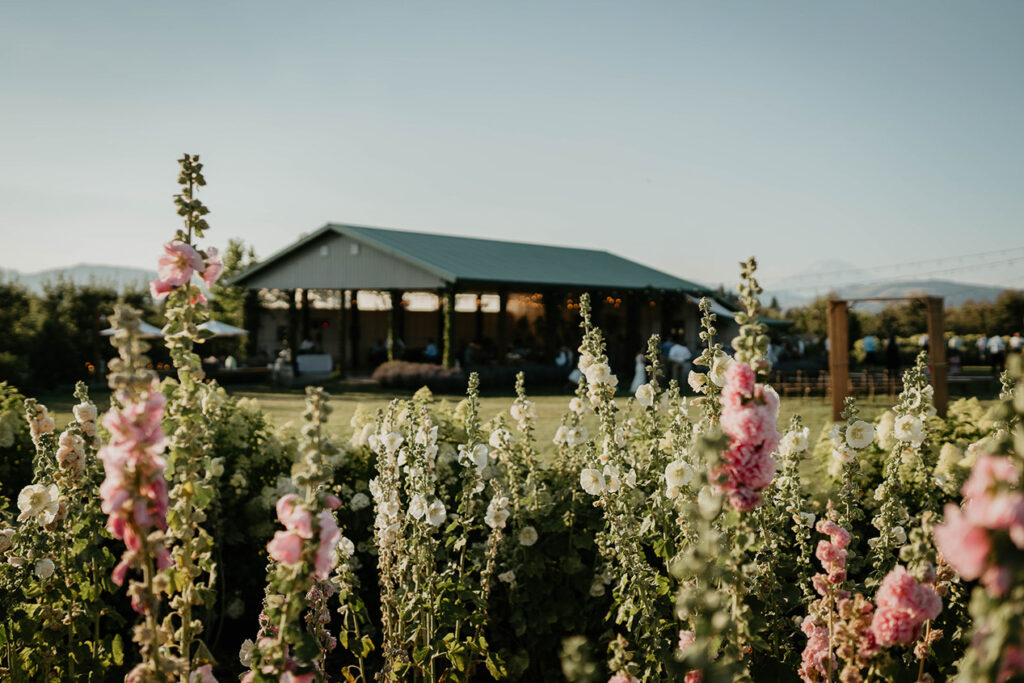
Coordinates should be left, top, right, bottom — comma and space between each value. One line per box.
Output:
1, 157, 1023, 682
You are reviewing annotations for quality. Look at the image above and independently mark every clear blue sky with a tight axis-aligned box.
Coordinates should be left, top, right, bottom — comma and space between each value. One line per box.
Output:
2, 1, 1022, 290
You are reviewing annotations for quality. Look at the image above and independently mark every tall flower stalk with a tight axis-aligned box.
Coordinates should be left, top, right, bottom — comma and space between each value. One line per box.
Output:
151, 154, 224, 679
99, 304, 178, 681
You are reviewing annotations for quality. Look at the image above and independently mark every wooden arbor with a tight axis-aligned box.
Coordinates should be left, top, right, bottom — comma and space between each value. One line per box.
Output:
826, 296, 947, 422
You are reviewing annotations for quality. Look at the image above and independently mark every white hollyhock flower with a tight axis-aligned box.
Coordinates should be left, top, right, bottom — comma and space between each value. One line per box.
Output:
624, 468, 637, 488
489, 429, 509, 449
498, 570, 516, 584
665, 460, 694, 489
832, 444, 856, 464
553, 425, 569, 445
568, 397, 585, 414
73, 402, 97, 424
337, 535, 356, 558
34, 558, 55, 579
0, 528, 14, 554
382, 432, 404, 454
473, 444, 489, 470
484, 497, 510, 529
367, 478, 382, 500
580, 468, 606, 495
583, 362, 612, 386
603, 465, 621, 492
589, 581, 606, 597
796, 512, 816, 527
845, 420, 875, 450
510, 400, 536, 422
367, 433, 381, 454
380, 499, 400, 520
894, 415, 924, 444
710, 354, 734, 387
779, 427, 810, 456
829, 424, 844, 447
518, 526, 538, 546
408, 494, 428, 520
635, 383, 654, 408
17, 484, 59, 524
351, 492, 371, 511
425, 499, 447, 527
566, 425, 589, 447
892, 526, 907, 545
688, 371, 707, 393
239, 639, 255, 667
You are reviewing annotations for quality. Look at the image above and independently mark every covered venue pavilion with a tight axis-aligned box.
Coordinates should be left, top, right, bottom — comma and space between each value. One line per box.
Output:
230, 223, 735, 377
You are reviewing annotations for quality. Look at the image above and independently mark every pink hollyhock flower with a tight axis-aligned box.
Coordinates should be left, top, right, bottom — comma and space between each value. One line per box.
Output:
267, 530, 303, 565
934, 503, 991, 580
999, 645, 1024, 682
727, 486, 760, 511
965, 492, 1024, 531
314, 510, 341, 579
799, 615, 834, 682
150, 279, 175, 299
201, 247, 223, 288
816, 520, 852, 549
963, 455, 1020, 502
157, 240, 204, 286
280, 673, 315, 683
276, 494, 313, 538
982, 565, 1011, 597
871, 606, 919, 647
608, 675, 639, 683
725, 361, 756, 396
684, 673, 703, 683
678, 629, 695, 651
189, 664, 217, 683
325, 494, 341, 510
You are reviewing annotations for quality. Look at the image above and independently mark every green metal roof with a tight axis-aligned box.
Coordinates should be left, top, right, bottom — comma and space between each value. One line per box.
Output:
233, 223, 710, 292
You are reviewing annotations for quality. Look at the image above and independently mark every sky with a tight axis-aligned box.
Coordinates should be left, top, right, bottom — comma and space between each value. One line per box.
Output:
2, 1, 1023, 292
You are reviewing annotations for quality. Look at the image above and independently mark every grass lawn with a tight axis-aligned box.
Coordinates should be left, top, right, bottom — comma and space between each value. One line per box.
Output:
34, 380, 916, 458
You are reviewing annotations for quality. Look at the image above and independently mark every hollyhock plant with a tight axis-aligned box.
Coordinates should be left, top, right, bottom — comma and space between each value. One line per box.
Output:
715, 360, 780, 511
870, 565, 942, 647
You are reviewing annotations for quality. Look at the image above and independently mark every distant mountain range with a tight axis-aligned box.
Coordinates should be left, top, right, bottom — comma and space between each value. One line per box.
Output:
764, 277, 1018, 312
0, 264, 157, 295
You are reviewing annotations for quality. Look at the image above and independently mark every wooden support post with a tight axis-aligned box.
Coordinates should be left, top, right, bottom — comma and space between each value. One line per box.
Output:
828, 299, 850, 422
350, 290, 361, 370
497, 288, 509, 363
388, 290, 402, 361
442, 288, 456, 368
300, 288, 311, 346
543, 289, 559, 363
337, 289, 348, 379
475, 294, 485, 341
287, 288, 299, 369
926, 296, 948, 417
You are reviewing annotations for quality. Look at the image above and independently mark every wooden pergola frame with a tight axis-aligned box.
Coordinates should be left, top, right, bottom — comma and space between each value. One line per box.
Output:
827, 296, 947, 422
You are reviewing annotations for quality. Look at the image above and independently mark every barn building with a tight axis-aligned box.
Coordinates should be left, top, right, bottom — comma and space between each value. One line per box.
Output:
230, 224, 740, 377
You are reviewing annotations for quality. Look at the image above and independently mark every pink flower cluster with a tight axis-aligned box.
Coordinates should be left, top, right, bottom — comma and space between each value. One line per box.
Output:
607, 675, 639, 683
150, 240, 222, 300
676, 630, 703, 682
717, 361, 780, 511
97, 384, 171, 597
870, 565, 942, 647
934, 454, 1023, 596
266, 494, 341, 579
812, 520, 851, 595
798, 614, 835, 682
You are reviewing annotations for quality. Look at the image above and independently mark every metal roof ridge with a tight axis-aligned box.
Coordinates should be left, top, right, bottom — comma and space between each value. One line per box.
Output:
227, 224, 337, 285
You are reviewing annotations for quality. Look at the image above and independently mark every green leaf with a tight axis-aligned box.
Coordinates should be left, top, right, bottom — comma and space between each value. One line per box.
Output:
112, 634, 124, 665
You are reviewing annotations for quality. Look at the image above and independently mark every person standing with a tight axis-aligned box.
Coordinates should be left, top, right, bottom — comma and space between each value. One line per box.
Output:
862, 334, 879, 366
668, 339, 693, 385
1010, 332, 1023, 355
629, 349, 647, 393
987, 333, 1006, 376
977, 333, 988, 364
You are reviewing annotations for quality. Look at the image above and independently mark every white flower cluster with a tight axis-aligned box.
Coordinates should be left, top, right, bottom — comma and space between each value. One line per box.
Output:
56, 428, 86, 479
553, 424, 589, 447
828, 419, 874, 472
510, 399, 536, 430
580, 464, 636, 496
484, 496, 510, 529
778, 427, 811, 457
73, 401, 98, 441
27, 404, 55, 446
458, 443, 490, 474
578, 351, 618, 406
634, 383, 654, 408
17, 483, 60, 525
664, 459, 694, 500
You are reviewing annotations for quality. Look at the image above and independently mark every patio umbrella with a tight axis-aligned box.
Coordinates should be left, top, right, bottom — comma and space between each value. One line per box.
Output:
100, 321, 164, 338
198, 320, 250, 337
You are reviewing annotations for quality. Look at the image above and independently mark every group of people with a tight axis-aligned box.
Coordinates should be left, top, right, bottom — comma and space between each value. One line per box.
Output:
861, 331, 1023, 377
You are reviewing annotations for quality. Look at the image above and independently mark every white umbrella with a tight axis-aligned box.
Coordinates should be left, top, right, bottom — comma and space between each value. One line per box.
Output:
100, 321, 164, 339
198, 320, 249, 337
